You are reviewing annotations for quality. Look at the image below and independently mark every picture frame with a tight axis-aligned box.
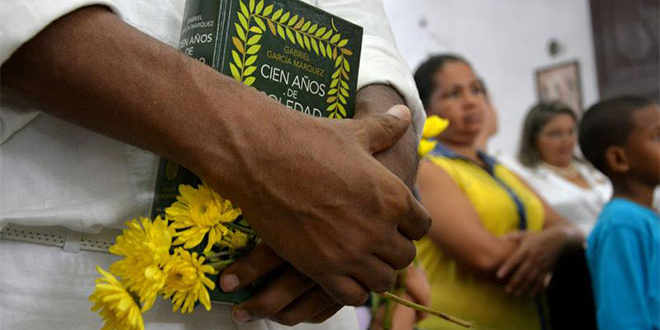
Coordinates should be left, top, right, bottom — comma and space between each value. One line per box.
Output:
535, 60, 583, 116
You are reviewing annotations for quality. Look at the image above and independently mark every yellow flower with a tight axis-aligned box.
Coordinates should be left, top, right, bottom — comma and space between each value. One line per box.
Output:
422, 115, 449, 139
166, 184, 242, 252
109, 216, 174, 264
162, 248, 217, 313
89, 266, 145, 330
418, 116, 449, 157
218, 228, 249, 249
418, 139, 438, 158
108, 216, 174, 311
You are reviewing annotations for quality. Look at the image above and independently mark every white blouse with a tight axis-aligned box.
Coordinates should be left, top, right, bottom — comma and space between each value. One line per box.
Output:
500, 156, 612, 236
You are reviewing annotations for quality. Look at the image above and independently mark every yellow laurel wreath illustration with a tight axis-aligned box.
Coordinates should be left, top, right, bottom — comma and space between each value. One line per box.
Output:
231, 0, 354, 119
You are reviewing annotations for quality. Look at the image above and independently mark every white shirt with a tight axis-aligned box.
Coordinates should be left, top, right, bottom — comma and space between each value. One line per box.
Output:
0, 0, 426, 232
0, 2, 423, 329
499, 155, 612, 236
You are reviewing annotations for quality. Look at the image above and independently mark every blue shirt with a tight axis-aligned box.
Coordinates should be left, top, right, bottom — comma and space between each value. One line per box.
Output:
587, 198, 660, 330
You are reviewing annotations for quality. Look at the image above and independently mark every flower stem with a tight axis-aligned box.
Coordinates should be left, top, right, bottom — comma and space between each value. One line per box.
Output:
380, 292, 472, 328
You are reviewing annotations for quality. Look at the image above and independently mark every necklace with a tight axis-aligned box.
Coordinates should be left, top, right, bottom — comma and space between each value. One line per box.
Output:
540, 161, 582, 179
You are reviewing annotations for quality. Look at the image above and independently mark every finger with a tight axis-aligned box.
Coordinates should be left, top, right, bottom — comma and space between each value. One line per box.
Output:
309, 303, 343, 324
351, 256, 396, 293
234, 267, 315, 322
219, 243, 284, 292
374, 234, 416, 270
530, 273, 547, 296
320, 275, 370, 306
509, 261, 538, 296
357, 104, 411, 154
391, 294, 420, 327
501, 231, 525, 241
397, 194, 432, 241
497, 246, 527, 279
272, 288, 335, 326
404, 266, 431, 317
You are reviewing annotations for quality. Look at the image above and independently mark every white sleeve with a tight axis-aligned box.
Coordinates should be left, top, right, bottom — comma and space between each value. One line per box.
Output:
0, 0, 122, 144
313, 0, 426, 138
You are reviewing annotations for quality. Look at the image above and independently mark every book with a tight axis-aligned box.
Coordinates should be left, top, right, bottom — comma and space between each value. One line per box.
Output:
150, 0, 363, 304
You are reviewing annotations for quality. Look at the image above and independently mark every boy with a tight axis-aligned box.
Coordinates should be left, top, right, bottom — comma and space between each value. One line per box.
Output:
579, 95, 660, 329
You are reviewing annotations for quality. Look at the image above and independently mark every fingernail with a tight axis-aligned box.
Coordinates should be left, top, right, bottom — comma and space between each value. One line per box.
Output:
233, 308, 251, 323
386, 105, 410, 120
220, 274, 239, 292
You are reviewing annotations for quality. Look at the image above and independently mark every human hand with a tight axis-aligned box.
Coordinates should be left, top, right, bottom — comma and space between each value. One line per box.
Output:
218, 244, 341, 325
402, 265, 431, 322
368, 265, 430, 330
198, 103, 430, 307
354, 84, 419, 189
496, 230, 564, 296
2, 5, 428, 308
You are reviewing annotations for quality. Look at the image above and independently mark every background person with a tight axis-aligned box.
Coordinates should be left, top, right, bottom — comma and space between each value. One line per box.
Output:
413, 54, 583, 330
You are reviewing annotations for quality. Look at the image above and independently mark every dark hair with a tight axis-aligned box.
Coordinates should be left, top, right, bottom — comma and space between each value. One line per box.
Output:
578, 95, 655, 175
414, 54, 470, 111
518, 102, 577, 167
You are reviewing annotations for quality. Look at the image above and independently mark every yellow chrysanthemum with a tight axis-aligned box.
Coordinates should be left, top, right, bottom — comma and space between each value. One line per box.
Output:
109, 216, 174, 264
166, 184, 242, 252
89, 266, 145, 330
162, 248, 217, 313
418, 139, 438, 158
218, 228, 249, 249
422, 115, 450, 139
418, 116, 449, 157
108, 216, 174, 311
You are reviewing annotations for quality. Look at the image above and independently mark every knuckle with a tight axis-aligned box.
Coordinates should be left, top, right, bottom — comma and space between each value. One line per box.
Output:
391, 243, 416, 270
247, 299, 280, 318
340, 289, 369, 306
274, 313, 300, 326
371, 270, 396, 293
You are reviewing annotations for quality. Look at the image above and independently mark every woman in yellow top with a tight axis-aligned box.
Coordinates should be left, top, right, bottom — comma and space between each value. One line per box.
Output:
413, 55, 584, 330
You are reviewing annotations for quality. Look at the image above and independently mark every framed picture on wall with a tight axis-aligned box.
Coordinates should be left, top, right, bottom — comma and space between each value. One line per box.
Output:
535, 61, 583, 115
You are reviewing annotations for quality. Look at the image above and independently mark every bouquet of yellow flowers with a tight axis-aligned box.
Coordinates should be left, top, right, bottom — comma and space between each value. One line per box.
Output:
89, 183, 257, 330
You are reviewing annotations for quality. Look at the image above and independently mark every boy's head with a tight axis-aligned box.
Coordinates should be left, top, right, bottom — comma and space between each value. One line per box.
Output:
579, 95, 660, 186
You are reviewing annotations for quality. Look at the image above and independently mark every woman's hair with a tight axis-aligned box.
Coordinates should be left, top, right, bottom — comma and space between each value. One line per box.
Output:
518, 102, 577, 167
413, 54, 470, 111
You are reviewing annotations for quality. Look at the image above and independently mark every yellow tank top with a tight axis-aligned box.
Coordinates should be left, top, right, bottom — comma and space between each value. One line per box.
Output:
416, 146, 546, 330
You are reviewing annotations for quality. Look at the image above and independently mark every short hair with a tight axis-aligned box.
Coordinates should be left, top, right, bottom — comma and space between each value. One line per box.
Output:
518, 102, 577, 167
578, 95, 655, 175
414, 54, 470, 111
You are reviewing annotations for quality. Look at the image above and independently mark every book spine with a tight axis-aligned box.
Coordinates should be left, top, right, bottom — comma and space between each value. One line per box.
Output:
150, 0, 228, 221
178, 0, 223, 67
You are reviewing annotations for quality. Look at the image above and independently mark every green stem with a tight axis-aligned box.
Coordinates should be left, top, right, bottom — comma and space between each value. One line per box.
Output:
381, 292, 473, 328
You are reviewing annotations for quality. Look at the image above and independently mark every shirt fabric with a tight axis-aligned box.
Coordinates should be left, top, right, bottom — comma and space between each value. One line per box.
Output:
0, 1, 424, 329
416, 144, 546, 330
587, 198, 660, 330
500, 156, 612, 236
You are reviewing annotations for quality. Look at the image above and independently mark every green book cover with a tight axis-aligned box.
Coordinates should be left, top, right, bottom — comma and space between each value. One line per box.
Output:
150, 0, 363, 304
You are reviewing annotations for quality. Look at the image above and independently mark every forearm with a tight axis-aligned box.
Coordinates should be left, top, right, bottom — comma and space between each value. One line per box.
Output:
1, 6, 290, 198
543, 221, 585, 249
354, 84, 418, 188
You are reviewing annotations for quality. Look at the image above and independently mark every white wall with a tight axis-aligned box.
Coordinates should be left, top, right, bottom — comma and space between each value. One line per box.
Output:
383, 0, 599, 156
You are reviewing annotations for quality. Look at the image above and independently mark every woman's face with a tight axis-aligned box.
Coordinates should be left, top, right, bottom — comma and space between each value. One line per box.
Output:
427, 61, 487, 145
536, 114, 577, 167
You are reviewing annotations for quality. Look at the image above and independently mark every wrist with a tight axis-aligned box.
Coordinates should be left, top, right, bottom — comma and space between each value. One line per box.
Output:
546, 224, 584, 248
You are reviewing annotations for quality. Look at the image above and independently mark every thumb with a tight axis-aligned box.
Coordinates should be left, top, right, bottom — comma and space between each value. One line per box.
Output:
358, 104, 412, 154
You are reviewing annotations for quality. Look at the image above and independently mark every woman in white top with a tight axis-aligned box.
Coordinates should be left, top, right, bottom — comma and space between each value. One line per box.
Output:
507, 102, 612, 236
